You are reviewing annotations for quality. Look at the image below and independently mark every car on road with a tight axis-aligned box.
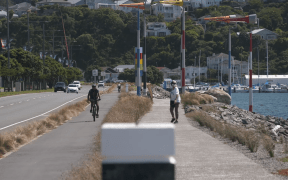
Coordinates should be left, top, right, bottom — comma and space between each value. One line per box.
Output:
67, 84, 79, 94
54, 82, 66, 92
98, 81, 105, 88
73, 81, 81, 90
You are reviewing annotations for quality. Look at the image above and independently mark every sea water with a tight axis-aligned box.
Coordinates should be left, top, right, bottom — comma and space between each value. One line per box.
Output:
231, 93, 288, 120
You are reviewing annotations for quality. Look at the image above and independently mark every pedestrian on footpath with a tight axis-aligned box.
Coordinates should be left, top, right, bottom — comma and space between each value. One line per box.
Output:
170, 80, 181, 124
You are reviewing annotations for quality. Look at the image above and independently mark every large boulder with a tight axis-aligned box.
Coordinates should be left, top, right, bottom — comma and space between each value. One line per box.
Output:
204, 88, 231, 104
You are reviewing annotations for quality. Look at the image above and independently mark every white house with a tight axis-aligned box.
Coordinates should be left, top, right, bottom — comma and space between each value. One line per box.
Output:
251, 28, 278, 40
151, 3, 181, 22
146, 22, 171, 37
36, 0, 72, 7
244, 75, 288, 86
185, 66, 207, 79
207, 53, 249, 83
9, 2, 38, 17
189, 0, 222, 8
114, 65, 134, 73
86, 0, 142, 13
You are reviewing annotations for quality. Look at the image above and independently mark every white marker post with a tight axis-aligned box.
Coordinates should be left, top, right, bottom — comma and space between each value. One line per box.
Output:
92, 69, 98, 84
101, 123, 175, 180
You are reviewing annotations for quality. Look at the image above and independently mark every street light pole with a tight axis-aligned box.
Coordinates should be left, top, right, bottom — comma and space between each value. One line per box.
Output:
136, 7, 141, 96
43, 23, 45, 66
249, 29, 253, 112
7, 0, 10, 69
143, 14, 147, 96
228, 28, 231, 96
181, 6, 185, 94
27, 11, 30, 51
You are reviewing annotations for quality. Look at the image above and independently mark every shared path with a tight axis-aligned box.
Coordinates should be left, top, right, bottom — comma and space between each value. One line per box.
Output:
0, 88, 118, 180
140, 98, 280, 180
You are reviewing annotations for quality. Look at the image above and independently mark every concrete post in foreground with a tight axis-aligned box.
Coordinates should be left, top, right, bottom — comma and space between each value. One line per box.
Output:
228, 28, 231, 96
101, 123, 175, 180
126, 83, 128, 92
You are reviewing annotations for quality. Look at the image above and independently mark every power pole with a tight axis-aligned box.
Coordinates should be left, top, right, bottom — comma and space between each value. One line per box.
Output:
7, 0, 10, 69
43, 23, 45, 65
27, 11, 30, 51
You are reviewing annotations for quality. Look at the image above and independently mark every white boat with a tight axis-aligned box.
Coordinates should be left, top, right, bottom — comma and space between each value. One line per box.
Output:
231, 84, 249, 93
261, 83, 281, 93
279, 84, 288, 93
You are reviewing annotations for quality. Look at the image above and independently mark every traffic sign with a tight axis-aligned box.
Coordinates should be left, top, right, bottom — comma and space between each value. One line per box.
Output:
92, 69, 98, 76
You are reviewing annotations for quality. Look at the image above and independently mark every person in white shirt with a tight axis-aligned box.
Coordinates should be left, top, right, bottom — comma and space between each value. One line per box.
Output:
170, 80, 181, 124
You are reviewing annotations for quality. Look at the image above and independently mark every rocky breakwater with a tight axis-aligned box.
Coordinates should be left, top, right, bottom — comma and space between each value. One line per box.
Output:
151, 85, 170, 99
185, 89, 288, 141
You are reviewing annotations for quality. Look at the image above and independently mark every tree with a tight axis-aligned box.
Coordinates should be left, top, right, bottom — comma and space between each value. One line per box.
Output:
118, 68, 135, 82
65, 67, 83, 84
146, 66, 163, 84
84, 65, 101, 82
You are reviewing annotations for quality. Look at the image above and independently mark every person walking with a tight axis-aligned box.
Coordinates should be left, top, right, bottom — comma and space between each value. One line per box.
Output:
170, 80, 181, 124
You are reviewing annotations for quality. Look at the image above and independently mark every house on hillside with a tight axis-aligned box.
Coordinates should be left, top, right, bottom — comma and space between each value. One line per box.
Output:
100, 67, 119, 81
36, 0, 72, 8
146, 22, 171, 37
151, 3, 181, 22
189, 0, 222, 9
251, 28, 278, 41
68, 0, 87, 6
114, 65, 134, 73
9, 2, 38, 17
0, 10, 19, 19
207, 53, 248, 83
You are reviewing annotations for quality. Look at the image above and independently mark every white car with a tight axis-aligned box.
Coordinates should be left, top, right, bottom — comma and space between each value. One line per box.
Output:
98, 81, 105, 88
67, 84, 79, 94
73, 81, 81, 90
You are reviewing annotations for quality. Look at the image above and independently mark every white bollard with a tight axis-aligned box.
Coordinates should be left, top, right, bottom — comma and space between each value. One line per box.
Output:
126, 83, 128, 92
101, 123, 175, 180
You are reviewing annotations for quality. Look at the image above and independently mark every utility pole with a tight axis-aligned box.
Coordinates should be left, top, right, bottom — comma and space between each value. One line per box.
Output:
181, 5, 186, 94
194, 56, 196, 88
53, 31, 55, 58
43, 24, 45, 65
228, 28, 231, 96
27, 11, 30, 51
266, 40, 268, 79
143, 14, 147, 96
198, 50, 201, 83
257, 47, 259, 85
7, 0, 10, 69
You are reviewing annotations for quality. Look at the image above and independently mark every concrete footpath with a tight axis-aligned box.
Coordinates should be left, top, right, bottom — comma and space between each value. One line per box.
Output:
0, 89, 119, 180
140, 98, 279, 180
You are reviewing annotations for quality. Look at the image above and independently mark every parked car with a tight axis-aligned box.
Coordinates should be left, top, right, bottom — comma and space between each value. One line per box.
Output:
54, 82, 66, 92
73, 81, 81, 90
67, 84, 79, 94
98, 81, 105, 88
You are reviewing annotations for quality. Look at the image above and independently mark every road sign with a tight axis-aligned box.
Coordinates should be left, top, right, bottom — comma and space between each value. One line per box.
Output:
101, 71, 106, 76
92, 69, 98, 76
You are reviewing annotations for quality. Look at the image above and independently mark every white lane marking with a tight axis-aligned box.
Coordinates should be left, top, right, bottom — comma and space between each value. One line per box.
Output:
33, 98, 36, 99
10, 104, 14, 106
27, 99, 30, 101
19, 101, 22, 103
0, 95, 86, 131
0, 106, 3, 108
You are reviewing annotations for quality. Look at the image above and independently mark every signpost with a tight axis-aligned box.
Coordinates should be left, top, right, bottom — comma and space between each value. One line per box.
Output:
92, 69, 98, 84
101, 71, 106, 80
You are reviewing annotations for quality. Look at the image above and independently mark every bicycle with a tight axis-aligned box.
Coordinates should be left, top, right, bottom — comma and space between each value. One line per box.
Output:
90, 99, 101, 122
118, 87, 121, 93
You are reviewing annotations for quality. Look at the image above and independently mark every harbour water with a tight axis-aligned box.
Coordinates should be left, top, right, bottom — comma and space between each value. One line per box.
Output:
231, 93, 288, 120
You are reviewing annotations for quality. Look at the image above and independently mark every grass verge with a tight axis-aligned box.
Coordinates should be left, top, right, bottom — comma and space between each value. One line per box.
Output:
0, 88, 54, 98
63, 92, 153, 180
181, 92, 214, 106
187, 111, 261, 153
0, 85, 117, 158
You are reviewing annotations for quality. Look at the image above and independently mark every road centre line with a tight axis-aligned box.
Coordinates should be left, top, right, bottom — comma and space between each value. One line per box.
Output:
0, 95, 86, 131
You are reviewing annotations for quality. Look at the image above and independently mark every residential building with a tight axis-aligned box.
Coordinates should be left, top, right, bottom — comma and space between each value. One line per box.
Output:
146, 22, 171, 37
251, 28, 278, 40
101, 67, 119, 80
0, 10, 18, 19
68, 0, 87, 6
189, 0, 222, 9
159, 67, 181, 79
244, 75, 288, 86
185, 66, 207, 79
207, 53, 248, 83
151, 3, 181, 22
36, 0, 72, 8
9, 2, 38, 17
114, 65, 134, 73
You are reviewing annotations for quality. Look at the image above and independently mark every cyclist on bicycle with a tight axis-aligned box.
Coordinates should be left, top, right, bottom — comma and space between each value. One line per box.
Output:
117, 83, 121, 92
88, 84, 100, 117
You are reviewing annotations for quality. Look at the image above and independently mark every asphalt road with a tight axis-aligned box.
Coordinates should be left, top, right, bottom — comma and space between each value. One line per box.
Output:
0, 85, 107, 132
0, 88, 119, 180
